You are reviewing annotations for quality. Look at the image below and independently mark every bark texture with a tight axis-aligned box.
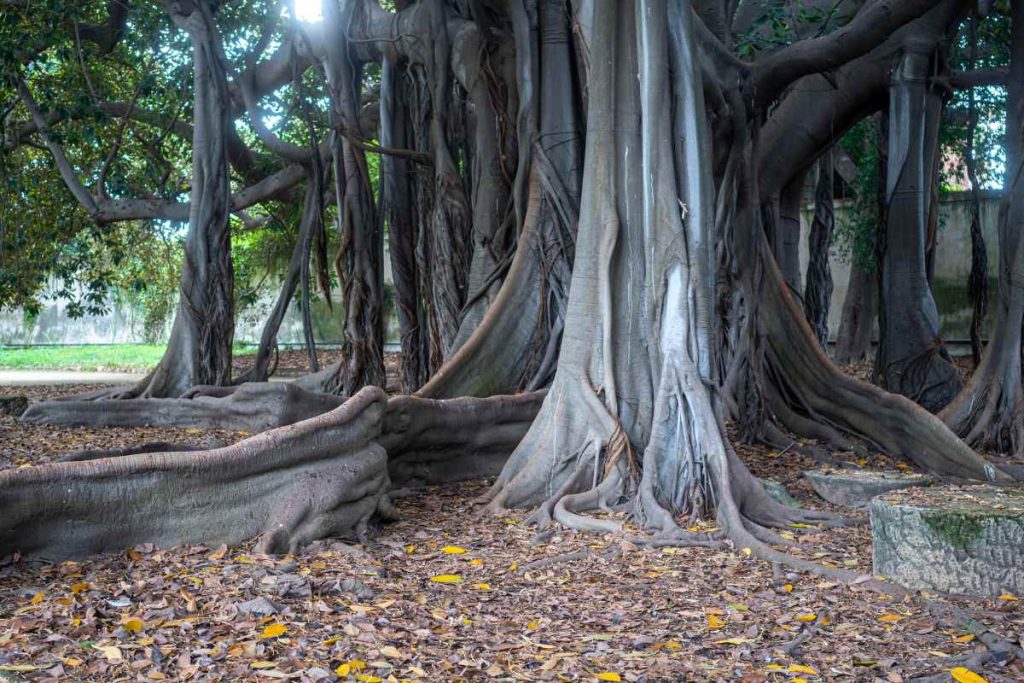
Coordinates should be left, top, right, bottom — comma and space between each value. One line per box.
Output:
4, 387, 544, 560
874, 47, 961, 413
804, 150, 835, 346
2, 387, 392, 560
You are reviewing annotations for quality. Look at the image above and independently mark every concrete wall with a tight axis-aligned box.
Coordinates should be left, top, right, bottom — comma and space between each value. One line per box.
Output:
799, 190, 1003, 342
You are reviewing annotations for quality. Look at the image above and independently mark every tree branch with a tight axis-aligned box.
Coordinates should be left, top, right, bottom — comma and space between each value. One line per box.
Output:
949, 67, 1009, 89
750, 0, 938, 108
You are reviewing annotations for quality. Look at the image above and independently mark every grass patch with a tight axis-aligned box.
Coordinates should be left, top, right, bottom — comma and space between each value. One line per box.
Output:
0, 344, 255, 372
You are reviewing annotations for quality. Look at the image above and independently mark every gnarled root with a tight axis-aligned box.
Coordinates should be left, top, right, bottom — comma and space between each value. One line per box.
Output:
384, 390, 545, 486
20, 382, 346, 431
3, 388, 544, 560
1, 387, 392, 561
757, 245, 1014, 483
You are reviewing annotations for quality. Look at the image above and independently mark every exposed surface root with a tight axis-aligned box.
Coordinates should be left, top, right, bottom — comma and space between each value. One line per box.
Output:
20, 383, 347, 431
1, 387, 392, 560
2, 388, 544, 560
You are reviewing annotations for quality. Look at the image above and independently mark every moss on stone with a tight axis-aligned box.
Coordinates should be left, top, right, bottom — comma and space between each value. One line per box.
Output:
922, 512, 985, 551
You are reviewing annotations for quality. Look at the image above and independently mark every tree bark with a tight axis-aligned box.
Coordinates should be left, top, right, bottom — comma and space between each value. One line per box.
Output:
804, 149, 835, 346
874, 46, 961, 413
480, 1, 838, 557
834, 258, 877, 364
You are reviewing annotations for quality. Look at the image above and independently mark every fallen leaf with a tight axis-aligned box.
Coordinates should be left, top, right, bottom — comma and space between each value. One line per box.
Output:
70, 582, 89, 594
122, 617, 144, 633
795, 613, 817, 622
706, 613, 726, 631
472, 582, 491, 590
259, 623, 287, 639
441, 545, 467, 555
595, 674, 621, 682
788, 664, 817, 675
380, 646, 402, 658
878, 613, 903, 623
997, 593, 1018, 602
951, 634, 976, 643
29, 592, 44, 605
950, 667, 988, 683
207, 544, 227, 561
429, 574, 462, 584
714, 637, 753, 645
250, 661, 277, 669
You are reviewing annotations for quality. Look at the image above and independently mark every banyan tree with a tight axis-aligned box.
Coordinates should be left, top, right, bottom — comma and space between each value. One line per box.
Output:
0, 0, 1019, 567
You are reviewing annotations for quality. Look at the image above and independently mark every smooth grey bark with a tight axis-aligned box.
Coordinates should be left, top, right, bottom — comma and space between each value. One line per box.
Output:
418, 0, 581, 399
5, 387, 544, 560
874, 47, 961, 413
480, 1, 838, 555
773, 170, 807, 296
834, 258, 877, 364
804, 149, 835, 346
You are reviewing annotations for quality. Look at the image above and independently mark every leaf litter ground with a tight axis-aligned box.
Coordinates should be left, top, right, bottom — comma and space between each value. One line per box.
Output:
1, 384, 1022, 682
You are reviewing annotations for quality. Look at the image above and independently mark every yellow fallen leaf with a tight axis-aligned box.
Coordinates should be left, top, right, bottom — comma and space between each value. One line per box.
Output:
706, 614, 726, 631
30, 592, 44, 605
122, 617, 145, 633
70, 582, 90, 594
63, 657, 83, 667
355, 676, 382, 683
655, 640, 682, 651
527, 620, 540, 629
250, 661, 277, 669
795, 613, 817, 622
470, 558, 483, 566
380, 646, 402, 658
783, 584, 794, 592
430, 574, 462, 584
950, 667, 988, 683
952, 634, 976, 643
741, 547, 752, 556
878, 613, 903, 623
207, 544, 227, 561
441, 545, 467, 555
794, 679, 808, 683
789, 664, 817, 675
260, 623, 287, 639
472, 583, 491, 590
714, 637, 753, 645
595, 674, 622, 682
998, 593, 1019, 601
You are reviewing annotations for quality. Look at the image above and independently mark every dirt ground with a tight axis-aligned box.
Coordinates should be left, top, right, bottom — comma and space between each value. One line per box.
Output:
1, 381, 1022, 682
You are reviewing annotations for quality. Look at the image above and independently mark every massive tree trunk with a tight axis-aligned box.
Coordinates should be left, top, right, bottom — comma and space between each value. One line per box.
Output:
804, 149, 835, 346
940, 2, 1024, 455
874, 47, 961, 413
480, 1, 835, 557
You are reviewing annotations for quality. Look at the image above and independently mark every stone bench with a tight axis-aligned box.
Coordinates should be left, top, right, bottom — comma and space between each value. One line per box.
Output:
805, 469, 933, 508
871, 485, 1024, 597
